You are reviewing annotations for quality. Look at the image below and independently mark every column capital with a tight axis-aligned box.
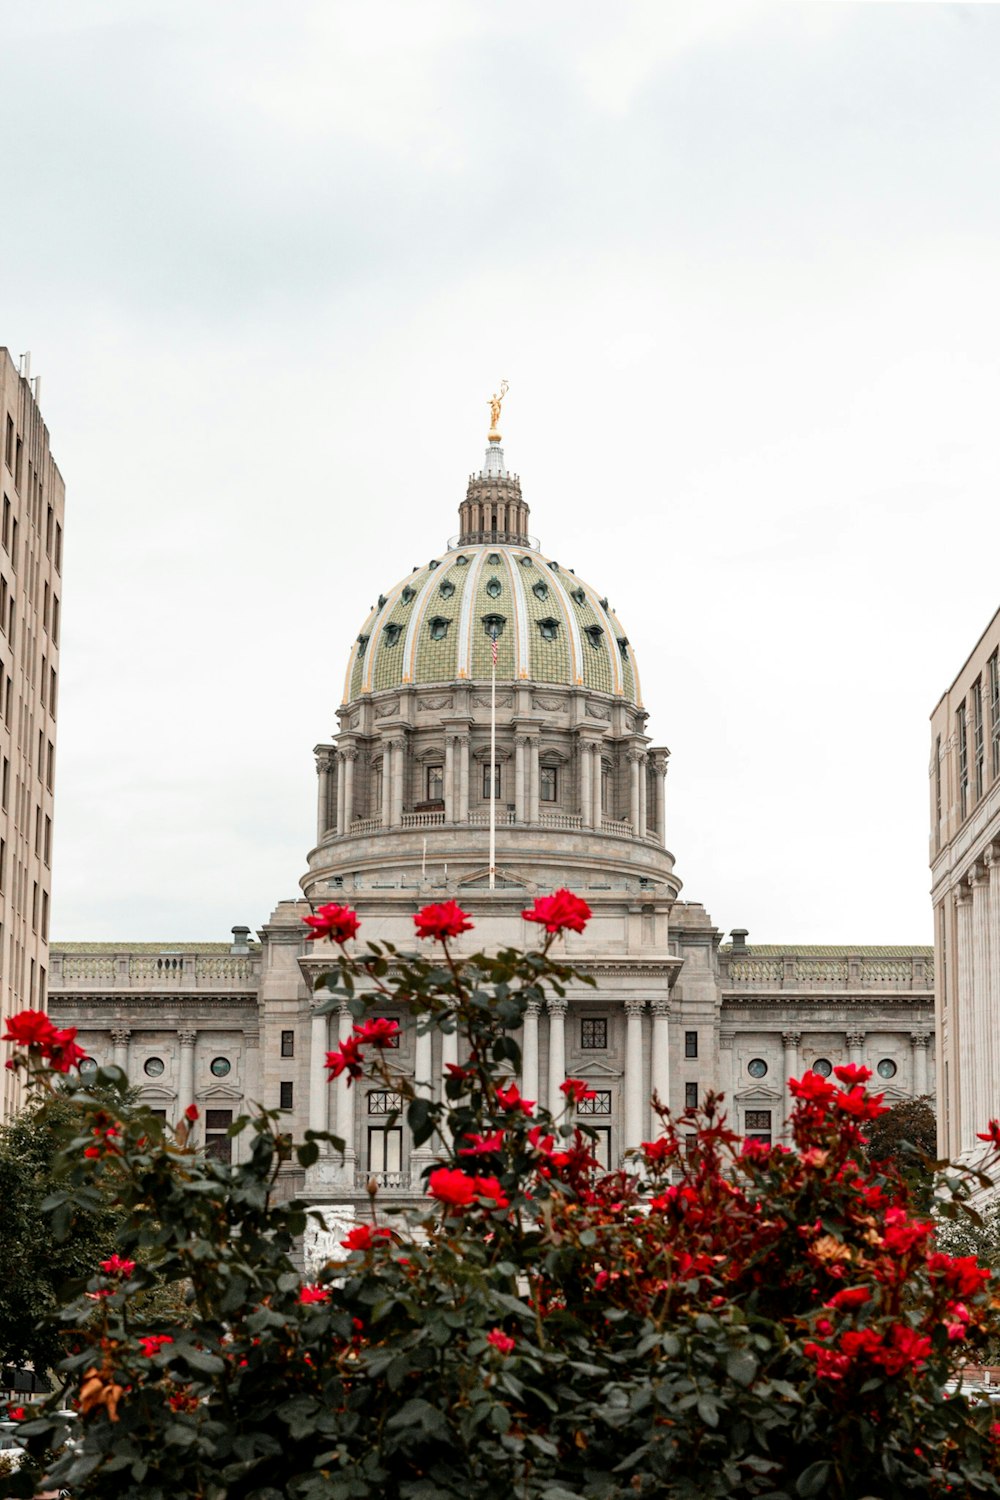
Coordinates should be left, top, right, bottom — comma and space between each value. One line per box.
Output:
110, 1026, 131, 1046
781, 1030, 801, 1048
547, 997, 568, 1019
910, 1031, 931, 1048
384, 733, 407, 753
955, 883, 973, 907
625, 997, 646, 1017
845, 1029, 866, 1048
651, 998, 671, 1018
524, 999, 541, 1019
970, 861, 990, 887
719, 1029, 734, 1049
626, 747, 645, 764
514, 733, 532, 749
338, 746, 359, 763
315, 751, 336, 774
178, 1029, 197, 1049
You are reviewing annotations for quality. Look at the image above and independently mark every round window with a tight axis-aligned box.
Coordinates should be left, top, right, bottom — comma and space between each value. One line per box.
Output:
877, 1058, 897, 1079
812, 1058, 832, 1078
747, 1058, 768, 1079
210, 1057, 231, 1078
79, 1056, 98, 1076
144, 1056, 165, 1078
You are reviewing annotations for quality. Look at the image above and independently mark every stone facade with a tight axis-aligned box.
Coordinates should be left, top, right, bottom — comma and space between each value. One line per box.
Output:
0, 349, 64, 1123
930, 602, 1000, 1159
48, 431, 935, 1220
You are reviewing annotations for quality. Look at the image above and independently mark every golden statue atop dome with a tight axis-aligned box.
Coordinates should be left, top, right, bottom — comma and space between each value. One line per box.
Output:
487, 379, 509, 442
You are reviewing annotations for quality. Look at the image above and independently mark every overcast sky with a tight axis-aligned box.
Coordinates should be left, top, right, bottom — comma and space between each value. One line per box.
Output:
2, 0, 999, 944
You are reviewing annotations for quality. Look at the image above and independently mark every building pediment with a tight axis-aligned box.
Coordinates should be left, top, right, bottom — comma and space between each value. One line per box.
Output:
732, 1083, 784, 1105
458, 866, 531, 890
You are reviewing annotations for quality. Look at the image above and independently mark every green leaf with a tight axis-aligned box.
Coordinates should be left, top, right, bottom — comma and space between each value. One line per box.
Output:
795, 1461, 832, 1497
726, 1348, 758, 1387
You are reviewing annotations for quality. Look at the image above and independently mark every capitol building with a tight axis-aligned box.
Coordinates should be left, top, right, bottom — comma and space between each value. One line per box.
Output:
49, 411, 935, 1213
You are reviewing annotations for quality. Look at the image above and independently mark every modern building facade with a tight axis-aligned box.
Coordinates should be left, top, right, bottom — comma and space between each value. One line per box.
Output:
48, 419, 934, 1235
0, 349, 64, 1123
930, 604, 1000, 1160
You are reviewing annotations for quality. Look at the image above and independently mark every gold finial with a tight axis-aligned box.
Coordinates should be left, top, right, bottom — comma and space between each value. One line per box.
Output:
487, 379, 509, 443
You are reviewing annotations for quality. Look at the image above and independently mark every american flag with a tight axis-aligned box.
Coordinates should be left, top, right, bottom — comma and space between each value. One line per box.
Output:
491, 633, 498, 668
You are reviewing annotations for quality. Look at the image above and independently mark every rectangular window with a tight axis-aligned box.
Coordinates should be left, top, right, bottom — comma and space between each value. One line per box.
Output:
205, 1109, 234, 1164
0, 577, 8, 631
685, 1081, 699, 1109
14, 438, 21, 492
54, 522, 62, 574
589, 1126, 612, 1171
367, 1090, 403, 1114
279, 1081, 293, 1111
0, 837, 6, 891
42, 581, 48, 629
581, 1017, 608, 1049
49, 665, 56, 716
33, 805, 40, 856
46, 740, 53, 791
40, 655, 46, 708
280, 1029, 295, 1058
40, 890, 48, 941
4, 417, 12, 471
482, 761, 501, 798
577, 1089, 612, 1115
10, 517, 17, 571
684, 1030, 698, 1059
50, 595, 59, 644
37, 729, 43, 779
540, 764, 557, 802
45, 505, 52, 556
31, 881, 38, 933
973, 676, 984, 802
426, 764, 443, 801
745, 1109, 772, 1146
43, 815, 51, 866
1, 757, 8, 811
934, 734, 942, 851
958, 702, 969, 820
1, 496, 7, 551
368, 1124, 403, 1177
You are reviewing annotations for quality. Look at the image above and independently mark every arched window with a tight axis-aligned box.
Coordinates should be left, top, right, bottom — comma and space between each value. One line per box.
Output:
538, 617, 560, 641
428, 617, 451, 641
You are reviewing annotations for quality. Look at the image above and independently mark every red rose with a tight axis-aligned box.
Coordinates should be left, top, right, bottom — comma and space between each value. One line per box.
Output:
353, 1017, 400, 1047
413, 901, 474, 941
298, 1284, 331, 1304
789, 1071, 838, 1105
340, 1225, 392, 1252
495, 1082, 534, 1114
3, 1009, 57, 1047
184, 1104, 199, 1123
138, 1335, 173, 1357
458, 1130, 505, 1156
927, 1252, 991, 1299
6, 1407, 25, 1421
473, 1175, 509, 1209
826, 1285, 871, 1310
560, 1077, 597, 1106
486, 1328, 515, 1355
522, 889, 591, 935
977, 1120, 1000, 1148
428, 1167, 478, 1208
302, 903, 361, 944
833, 1062, 873, 1087
47, 1026, 87, 1073
325, 1036, 365, 1082
100, 1255, 136, 1277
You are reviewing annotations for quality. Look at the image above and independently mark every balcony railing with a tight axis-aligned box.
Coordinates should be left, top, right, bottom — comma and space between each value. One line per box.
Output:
355, 1170, 410, 1190
338, 811, 660, 841
601, 817, 633, 837
401, 811, 446, 828
538, 811, 583, 831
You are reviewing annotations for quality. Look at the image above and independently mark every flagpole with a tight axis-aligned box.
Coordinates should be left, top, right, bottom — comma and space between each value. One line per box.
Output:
489, 631, 497, 891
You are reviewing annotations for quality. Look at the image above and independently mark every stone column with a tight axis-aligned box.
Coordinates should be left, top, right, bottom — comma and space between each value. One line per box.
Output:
546, 997, 567, 1113
444, 737, 455, 821
846, 1029, 865, 1069
441, 1026, 459, 1080
514, 735, 528, 823
390, 735, 406, 826
628, 749, 641, 831
637, 753, 648, 839
988, 846, 1000, 1125
910, 1032, 930, 1098
342, 749, 356, 832
625, 999, 646, 1152
309, 1005, 330, 1135
781, 1030, 800, 1143
592, 744, 603, 828
316, 753, 332, 842
458, 736, 470, 823
414, 1022, 433, 1099
178, 1028, 197, 1119
651, 751, 668, 844
956, 884, 975, 1153
522, 999, 540, 1105
649, 999, 670, 1136
527, 739, 540, 824
111, 1026, 130, 1076
335, 1004, 357, 1173
380, 742, 392, 826
972, 863, 992, 1142
579, 738, 593, 828
336, 751, 347, 835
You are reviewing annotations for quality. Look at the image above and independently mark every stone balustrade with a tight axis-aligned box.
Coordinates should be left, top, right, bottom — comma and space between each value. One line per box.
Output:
50, 950, 261, 991
724, 952, 933, 991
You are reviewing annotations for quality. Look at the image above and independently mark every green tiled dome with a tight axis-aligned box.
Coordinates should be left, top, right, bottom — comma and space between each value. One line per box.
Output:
343, 544, 640, 705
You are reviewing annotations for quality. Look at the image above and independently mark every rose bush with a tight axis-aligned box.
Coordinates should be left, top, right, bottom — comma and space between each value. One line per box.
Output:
5, 898, 1000, 1499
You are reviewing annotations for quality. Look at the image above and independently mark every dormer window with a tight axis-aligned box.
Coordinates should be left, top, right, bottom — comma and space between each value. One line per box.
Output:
357, 634, 369, 653
428, 559, 440, 570
519, 555, 534, 568
571, 587, 585, 606
483, 614, 506, 640
428, 616, 451, 641
384, 622, 403, 647
401, 586, 416, 605
454, 554, 469, 566
599, 597, 609, 612
532, 581, 549, 601
538, 617, 560, 641
487, 552, 501, 564
439, 578, 455, 598
377, 594, 387, 610
583, 624, 604, 649
617, 636, 629, 659
485, 576, 502, 599
548, 560, 560, 572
